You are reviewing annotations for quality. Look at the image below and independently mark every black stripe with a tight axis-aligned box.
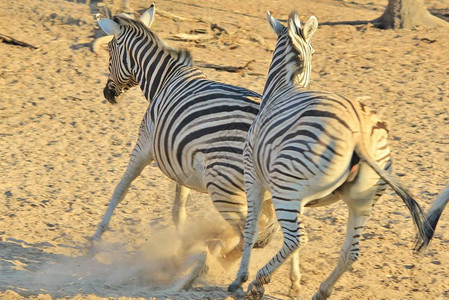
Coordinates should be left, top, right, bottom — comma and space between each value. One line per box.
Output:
300, 109, 351, 129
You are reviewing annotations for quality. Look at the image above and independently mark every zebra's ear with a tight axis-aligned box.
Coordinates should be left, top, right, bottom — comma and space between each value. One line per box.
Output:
266, 11, 284, 36
140, 3, 156, 28
288, 11, 304, 40
96, 14, 121, 36
303, 16, 318, 42
288, 11, 302, 30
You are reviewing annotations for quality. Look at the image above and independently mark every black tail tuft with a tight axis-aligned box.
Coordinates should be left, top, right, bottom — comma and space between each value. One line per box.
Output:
417, 184, 449, 252
358, 149, 432, 253
380, 176, 432, 254
414, 212, 438, 253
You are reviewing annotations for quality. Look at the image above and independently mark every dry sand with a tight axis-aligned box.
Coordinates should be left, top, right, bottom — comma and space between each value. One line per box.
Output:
0, 0, 448, 299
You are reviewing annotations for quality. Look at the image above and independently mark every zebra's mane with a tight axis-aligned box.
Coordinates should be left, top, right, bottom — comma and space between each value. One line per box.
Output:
113, 14, 193, 67
285, 26, 308, 87
270, 25, 304, 90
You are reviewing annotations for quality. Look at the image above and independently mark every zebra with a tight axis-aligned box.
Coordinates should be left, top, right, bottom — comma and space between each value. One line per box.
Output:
228, 11, 436, 299
91, 3, 280, 281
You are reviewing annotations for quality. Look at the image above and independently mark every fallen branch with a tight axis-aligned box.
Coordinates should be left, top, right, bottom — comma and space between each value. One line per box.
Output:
196, 60, 256, 73
169, 33, 214, 42
0, 33, 39, 50
67, 96, 84, 101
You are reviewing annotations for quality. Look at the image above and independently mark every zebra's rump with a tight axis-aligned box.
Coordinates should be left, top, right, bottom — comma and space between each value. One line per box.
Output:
251, 89, 390, 189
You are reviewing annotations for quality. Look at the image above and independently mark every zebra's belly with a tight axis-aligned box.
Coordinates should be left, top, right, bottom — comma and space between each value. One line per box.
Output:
304, 190, 342, 207
154, 151, 208, 193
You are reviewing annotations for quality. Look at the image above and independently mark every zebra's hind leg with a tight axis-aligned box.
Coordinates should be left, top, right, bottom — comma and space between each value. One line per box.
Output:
313, 205, 371, 300
176, 186, 246, 290
313, 163, 379, 300
89, 120, 153, 246
205, 185, 247, 269
245, 196, 304, 300
228, 181, 266, 293
172, 183, 190, 236
289, 219, 308, 298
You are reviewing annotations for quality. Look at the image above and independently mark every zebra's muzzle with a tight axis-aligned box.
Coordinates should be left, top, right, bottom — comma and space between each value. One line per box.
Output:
103, 80, 118, 104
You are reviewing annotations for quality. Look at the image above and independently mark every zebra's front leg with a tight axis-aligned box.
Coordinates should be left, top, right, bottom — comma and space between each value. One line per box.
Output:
313, 206, 371, 300
203, 182, 246, 269
228, 181, 266, 294
89, 121, 153, 245
172, 183, 190, 236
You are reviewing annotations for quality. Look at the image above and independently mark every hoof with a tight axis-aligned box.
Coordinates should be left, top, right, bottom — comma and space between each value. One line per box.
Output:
245, 282, 264, 300
84, 234, 103, 256
228, 283, 243, 293
312, 291, 328, 300
88, 232, 103, 246
288, 284, 301, 298
312, 285, 333, 300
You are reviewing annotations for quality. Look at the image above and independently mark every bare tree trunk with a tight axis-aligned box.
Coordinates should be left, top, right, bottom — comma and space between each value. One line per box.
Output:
374, 0, 448, 29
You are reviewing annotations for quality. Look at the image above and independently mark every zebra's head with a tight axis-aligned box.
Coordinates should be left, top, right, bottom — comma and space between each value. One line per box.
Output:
266, 11, 318, 88
96, 4, 156, 104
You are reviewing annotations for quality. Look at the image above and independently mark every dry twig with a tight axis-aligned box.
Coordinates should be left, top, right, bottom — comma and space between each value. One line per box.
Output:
197, 60, 256, 73
169, 33, 214, 42
0, 33, 39, 50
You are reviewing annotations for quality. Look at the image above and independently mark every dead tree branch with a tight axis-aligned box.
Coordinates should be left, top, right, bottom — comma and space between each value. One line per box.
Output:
196, 60, 256, 73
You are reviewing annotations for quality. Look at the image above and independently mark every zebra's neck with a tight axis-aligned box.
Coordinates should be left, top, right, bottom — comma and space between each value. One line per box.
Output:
129, 31, 198, 102
261, 31, 310, 108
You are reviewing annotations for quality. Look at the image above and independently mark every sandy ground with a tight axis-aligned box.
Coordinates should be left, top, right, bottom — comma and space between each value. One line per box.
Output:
0, 0, 448, 299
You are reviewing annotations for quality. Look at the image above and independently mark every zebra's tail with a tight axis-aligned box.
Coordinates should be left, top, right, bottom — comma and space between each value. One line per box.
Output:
355, 144, 433, 253
424, 184, 449, 242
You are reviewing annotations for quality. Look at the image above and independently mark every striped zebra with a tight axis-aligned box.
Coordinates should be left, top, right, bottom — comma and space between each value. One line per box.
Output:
229, 11, 435, 299
91, 4, 279, 278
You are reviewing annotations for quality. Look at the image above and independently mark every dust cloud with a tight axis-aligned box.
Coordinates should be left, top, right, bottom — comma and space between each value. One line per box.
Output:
11, 221, 232, 298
